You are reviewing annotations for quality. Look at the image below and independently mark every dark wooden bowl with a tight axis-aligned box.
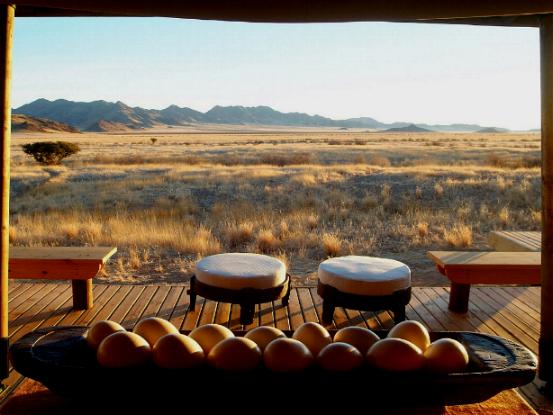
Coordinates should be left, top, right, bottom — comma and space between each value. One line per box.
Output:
9, 326, 537, 409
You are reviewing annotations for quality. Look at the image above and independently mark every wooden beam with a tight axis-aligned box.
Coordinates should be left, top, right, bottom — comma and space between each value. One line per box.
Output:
0, 0, 551, 25
540, 13, 553, 395
0, 3, 13, 383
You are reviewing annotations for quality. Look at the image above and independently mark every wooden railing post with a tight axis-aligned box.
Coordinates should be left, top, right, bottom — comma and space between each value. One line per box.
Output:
0, 3, 13, 383
540, 14, 553, 396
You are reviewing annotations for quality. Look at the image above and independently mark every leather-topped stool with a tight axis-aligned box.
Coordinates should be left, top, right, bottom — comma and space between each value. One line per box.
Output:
317, 255, 411, 325
188, 253, 291, 325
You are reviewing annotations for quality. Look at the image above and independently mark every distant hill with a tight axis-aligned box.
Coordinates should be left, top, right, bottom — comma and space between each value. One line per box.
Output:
11, 114, 79, 133
384, 124, 432, 133
13, 98, 512, 133
477, 127, 509, 133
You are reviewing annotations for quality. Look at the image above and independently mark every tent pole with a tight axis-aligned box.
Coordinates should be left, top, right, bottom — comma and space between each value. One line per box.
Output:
540, 14, 553, 397
0, 3, 13, 384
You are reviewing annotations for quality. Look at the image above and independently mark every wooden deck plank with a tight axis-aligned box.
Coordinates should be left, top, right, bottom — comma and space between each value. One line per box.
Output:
73, 285, 122, 327
373, 310, 394, 329
259, 302, 274, 327
7, 284, 72, 365
343, 309, 370, 328
7, 282, 33, 302
198, 297, 217, 327
464, 290, 538, 352
478, 287, 540, 336
168, 287, 189, 330
414, 288, 466, 331
409, 290, 447, 331
0, 284, 77, 399
273, 301, 290, 331
7, 282, 46, 307
109, 285, 147, 323
308, 287, 331, 328
50, 285, 108, 327
297, 288, 318, 324
468, 289, 539, 350
157, 286, 184, 321
243, 304, 261, 331
332, 307, 351, 329
182, 297, 205, 331
8, 283, 58, 326
214, 301, 231, 327
140, 285, 171, 322
432, 288, 495, 334
88, 285, 132, 322
287, 288, 304, 330
504, 287, 541, 312
8, 284, 69, 339
3, 284, 551, 412
487, 287, 540, 325
121, 286, 160, 328
228, 303, 242, 331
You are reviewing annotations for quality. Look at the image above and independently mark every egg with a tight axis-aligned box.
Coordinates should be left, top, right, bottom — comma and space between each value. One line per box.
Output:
245, 326, 286, 351
388, 320, 431, 352
133, 317, 179, 347
333, 326, 380, 355
208, 337, 262, 370
152, 333, 205, 369
264, 338, 313, 372
317, 342, 364, 371
292, 322, 332, 357
424, 338, 470, 374
189, 324, 234, 355
97, 331, 151, 368
366, 338, 424, 371
86, 320, 126, 350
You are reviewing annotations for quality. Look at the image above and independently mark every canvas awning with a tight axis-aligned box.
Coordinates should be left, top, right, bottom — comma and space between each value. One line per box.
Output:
1, 0, 552, 398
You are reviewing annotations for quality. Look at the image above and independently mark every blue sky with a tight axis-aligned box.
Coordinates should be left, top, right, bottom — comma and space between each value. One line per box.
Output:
12, 18, 540, 130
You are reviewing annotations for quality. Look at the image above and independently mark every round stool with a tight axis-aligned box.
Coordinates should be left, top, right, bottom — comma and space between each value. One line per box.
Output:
317, 255, 411, 325
188, 253, 291, 325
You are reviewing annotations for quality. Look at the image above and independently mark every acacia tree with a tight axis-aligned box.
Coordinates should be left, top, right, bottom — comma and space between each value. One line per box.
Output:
22, 141, 81, 165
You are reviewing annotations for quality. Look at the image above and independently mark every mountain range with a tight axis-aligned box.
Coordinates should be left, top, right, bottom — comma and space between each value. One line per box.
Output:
13, 98, 510, 133
11, 114, 79, 133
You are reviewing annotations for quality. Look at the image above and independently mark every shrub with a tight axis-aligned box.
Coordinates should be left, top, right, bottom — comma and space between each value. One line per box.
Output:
22, 141, 80, 165
368, 155, 392, 167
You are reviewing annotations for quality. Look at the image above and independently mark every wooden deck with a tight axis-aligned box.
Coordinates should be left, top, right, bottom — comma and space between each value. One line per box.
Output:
0, 281, 549, 412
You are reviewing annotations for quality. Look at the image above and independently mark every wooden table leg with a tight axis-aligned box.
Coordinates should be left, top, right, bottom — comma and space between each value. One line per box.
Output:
72, 280, 93, 310
448, 282, 470, 313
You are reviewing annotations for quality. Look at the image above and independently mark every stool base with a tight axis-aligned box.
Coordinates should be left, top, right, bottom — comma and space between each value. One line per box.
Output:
187, 274, 291, 325
317, 281, 411, 325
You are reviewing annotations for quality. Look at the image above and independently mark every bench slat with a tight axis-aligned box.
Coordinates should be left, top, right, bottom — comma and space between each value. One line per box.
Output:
9, 247, 117, 262
488, 231, 541, 252
427, 250, 541, 313
8, 247, 117, 310
427, 251, 540, 284
9, 260, 102, 280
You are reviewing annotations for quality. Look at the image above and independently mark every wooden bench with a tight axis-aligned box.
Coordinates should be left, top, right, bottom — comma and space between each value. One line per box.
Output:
488, 231, 541, 252
9, 247, 117, 310
427, 251, 540, 313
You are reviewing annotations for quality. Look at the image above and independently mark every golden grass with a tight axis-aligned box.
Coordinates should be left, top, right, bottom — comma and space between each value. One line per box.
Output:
321, 233, 343, 257
256, 229, 281, 253
9, 130, 542, 284
444, 225, 473, 248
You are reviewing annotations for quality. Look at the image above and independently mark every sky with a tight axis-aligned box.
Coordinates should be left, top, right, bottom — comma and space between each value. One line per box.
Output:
12, 18, 540, 130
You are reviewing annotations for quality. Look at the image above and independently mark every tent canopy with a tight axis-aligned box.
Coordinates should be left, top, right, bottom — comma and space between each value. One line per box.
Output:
0, 0, 551, 26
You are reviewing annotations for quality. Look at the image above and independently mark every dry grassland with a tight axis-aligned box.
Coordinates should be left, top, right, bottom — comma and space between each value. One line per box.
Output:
9, 130, 541, 286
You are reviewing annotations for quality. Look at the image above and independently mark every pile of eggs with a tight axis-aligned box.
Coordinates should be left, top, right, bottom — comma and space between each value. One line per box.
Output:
86, 318, 469, 374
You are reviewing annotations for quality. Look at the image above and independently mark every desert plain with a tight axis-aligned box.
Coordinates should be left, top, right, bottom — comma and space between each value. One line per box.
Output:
9, 129, 541, 286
